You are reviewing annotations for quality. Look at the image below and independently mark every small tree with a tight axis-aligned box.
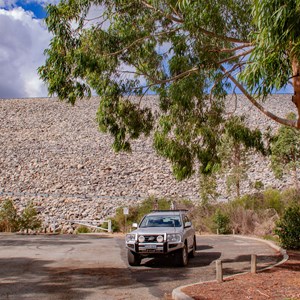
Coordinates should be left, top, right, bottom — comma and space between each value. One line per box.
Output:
19, 203, 42, 233
270, 113, 300, 191
218, 116, 265, 198
0, 199, 19, 232
212, 209, 230, 234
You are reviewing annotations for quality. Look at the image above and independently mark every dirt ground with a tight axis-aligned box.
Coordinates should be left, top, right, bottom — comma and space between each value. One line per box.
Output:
182, 251, 300, 300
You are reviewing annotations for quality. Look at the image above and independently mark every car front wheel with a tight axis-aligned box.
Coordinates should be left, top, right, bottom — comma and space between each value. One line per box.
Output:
189, 237, 196, 258
176, 244, 188, 267
127, 250, 141, 266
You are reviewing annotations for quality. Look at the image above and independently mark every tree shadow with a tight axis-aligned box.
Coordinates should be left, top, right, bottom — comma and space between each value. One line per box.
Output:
0, 256, 154, 299
0, 233, 112, 247
197, 245, 213, 251
222, 254, 283, 275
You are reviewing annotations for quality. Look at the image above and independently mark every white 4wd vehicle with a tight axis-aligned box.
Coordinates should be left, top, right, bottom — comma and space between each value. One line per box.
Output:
125, 210, 196, 267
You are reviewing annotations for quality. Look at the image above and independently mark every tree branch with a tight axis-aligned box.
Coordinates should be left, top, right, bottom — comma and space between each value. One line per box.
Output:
103, 28, 179, 57
141, 66, 199, 85
210, 43, 253, 53
141, 1, 183, 23
141, 1, 249, 44
220, 65, 298, 128
217, 48, 253, 65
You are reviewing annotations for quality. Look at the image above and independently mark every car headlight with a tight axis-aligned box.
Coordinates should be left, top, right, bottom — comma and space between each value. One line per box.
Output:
167, 233, 181, 243
126, 234, 136, 242
138, 235, 145, 243
156, 235, 164, 243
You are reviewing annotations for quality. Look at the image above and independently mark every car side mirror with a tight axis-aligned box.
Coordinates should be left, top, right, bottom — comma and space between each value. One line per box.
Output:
184, 221, 192, 228
132, 223, 138, 228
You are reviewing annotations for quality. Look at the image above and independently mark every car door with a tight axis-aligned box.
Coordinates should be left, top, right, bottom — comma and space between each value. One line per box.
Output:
183, 215, 194, 250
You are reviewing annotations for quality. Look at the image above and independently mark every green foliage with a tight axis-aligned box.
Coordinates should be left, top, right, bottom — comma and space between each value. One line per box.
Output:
281, 188, 300, 205
40, 0, 299, 183
75, 225, 91, 234
0, 199, 42, 233
275, 204, 300, 250
199, 174, 219, 206
263, 189, 284, 215
0, 199, 19, 232
218, 116, 265, 198
270, 113, 300, 190
253, 180, 264, 190
231, 193, 264, 211
212, 209, 230, 234
240, 0, 300, 97
230, 189, 285, 215
19, 203, 42, 232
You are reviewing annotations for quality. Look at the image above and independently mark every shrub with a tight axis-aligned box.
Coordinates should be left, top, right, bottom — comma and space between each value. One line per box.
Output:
228, 206, 257, 234
101, 218, 120, 232
263, 189, 284, 215
253, 180, 264, 190
231, 193, 264, 211
19, 203, 42, 232
212, 209, 231, 234
281, 188, 300, 206
0, 199, 19, 232
275, 204, 300, 250
75, 225, 91, 234
0, 199, 42, 233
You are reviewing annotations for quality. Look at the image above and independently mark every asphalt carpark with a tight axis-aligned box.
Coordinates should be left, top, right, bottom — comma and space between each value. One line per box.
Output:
0, 234, 282, 299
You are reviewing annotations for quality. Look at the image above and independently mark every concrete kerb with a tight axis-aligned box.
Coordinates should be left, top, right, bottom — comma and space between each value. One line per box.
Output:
171, 235, 289, 300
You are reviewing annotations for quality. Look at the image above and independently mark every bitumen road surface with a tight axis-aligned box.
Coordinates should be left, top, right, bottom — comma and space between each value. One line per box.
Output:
0, 234, 281, 300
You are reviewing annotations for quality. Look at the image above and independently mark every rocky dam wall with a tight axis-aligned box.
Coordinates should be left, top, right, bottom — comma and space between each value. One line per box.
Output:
0, 95, 297, 232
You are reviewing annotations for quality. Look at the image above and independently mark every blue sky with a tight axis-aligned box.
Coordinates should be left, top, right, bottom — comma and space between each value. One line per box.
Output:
15, 0, 47, 18
0, 0, 53, 98
0, 1, 293, 99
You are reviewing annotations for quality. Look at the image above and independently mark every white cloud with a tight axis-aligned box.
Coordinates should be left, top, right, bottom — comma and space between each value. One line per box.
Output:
0, 7, 51, 98
0, 0, 17, 8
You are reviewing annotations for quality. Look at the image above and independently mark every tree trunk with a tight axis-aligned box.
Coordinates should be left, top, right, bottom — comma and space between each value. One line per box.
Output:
292, 161, 299, 192
292, 57, 300, 128
234, 144, 241, 198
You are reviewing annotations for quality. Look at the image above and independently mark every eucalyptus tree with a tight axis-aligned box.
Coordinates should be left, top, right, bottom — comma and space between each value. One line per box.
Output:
39, 0, 300, 180
218, 116, 265, 198
270, 113, 300, 191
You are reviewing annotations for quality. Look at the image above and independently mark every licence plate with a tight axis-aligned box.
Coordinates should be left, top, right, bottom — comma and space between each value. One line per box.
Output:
145, 244, 156, 249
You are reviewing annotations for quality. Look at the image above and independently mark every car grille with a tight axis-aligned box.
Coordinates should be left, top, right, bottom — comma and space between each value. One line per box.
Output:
140, 235, 161, 243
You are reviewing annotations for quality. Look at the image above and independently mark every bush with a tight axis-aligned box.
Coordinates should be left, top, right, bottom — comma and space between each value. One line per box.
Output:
75, 225, 91, 234
212, 209, 230, 234
231, 193, 264, 211
275, 204, 300, 250
19, 203, 42, 232
0, 199, 19, 232
263, 189, 284, 215
227, 206, 258, 234
0, 199, 42, 233
281, 188, 300, 206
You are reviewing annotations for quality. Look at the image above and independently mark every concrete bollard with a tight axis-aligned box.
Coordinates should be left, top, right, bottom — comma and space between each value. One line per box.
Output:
216, 259, 223, 282
251, 254, 257, 274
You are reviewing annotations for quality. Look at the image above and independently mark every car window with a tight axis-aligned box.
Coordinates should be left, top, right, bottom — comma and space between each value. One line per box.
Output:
184, 215, 190, 223
140, 215, 182, 228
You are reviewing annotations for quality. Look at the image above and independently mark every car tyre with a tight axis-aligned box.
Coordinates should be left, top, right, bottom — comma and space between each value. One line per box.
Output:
127, 250, 141, 266
176, 244, 188, 267
189, 237, 197, 258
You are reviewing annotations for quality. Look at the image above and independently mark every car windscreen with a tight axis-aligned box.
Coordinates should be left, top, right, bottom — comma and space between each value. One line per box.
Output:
139, 215, 182, 228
